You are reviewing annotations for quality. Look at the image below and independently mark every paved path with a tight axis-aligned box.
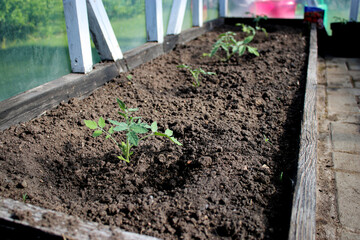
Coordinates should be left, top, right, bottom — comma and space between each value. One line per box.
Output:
317, 57, 360, 240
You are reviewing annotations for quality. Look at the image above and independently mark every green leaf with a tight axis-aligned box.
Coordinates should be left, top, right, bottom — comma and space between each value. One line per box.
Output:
170, 136, 183, 146
130, 124, 149, 134
113, 122, 128, 131
106, 135, 111, 139
243, 35, 254, 44
247, 46, 259, 56
128, 108, 139, 112
109, 119, 124, 126
117, 98, 126, 111
238, 45, 246, 55
84, 120, 97, 130
93, 130, 103, 137
127, 131, 139, 146
108, 126, 114, 134
151, 121, 158, 133
98, 117, 105, 128
165, 129, 173, 137
118, 112, 127, 118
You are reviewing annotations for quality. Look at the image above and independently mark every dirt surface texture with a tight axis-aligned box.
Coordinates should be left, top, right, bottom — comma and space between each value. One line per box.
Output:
0, 23, 308, 239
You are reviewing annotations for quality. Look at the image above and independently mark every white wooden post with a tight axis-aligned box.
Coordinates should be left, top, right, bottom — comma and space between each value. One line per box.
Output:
145, 0, 164, 43
63, 0, 93, 73
166, 0, 187, 35
349, 0, 359, 21
86, 0, 123, 61
219, 0, 228, 18
192, 0, 203, 27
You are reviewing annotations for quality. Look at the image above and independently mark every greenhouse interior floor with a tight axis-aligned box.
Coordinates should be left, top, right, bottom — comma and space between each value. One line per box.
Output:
317, 57, 360, 240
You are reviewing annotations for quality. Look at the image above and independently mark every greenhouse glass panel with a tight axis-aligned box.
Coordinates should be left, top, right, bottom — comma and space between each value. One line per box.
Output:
182, 0, 193, 31
163, 0, 173, 35
204, 0, 219, 21
0, 0, 74, 102
228, 0, 306, 19
102, 0, 146, 53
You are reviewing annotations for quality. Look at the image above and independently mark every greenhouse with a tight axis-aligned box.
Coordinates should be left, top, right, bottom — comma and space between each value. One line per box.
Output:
0, 0, 359, 239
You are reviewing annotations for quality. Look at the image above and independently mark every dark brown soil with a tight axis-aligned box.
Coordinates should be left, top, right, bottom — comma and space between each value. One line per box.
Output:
0, 24, 308, 239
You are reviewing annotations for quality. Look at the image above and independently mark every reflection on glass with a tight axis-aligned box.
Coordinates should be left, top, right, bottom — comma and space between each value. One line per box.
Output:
102, 0, 146, 53
204, 0, 219, 21
0, 0, 72, 101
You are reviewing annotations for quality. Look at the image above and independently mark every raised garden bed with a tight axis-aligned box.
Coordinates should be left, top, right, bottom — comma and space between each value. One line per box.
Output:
0, 21, 309, 239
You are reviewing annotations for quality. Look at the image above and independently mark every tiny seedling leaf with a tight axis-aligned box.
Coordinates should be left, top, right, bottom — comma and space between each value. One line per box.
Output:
130, 124, 149, 134
170, 136, 182, 146
113, 122, 128, 131
151, 121, 158, 133
84, 120, 97, 130
117, 98, 126, 111
128, 108, 139, 112
165, 129, 173, 137
98, 117, 106, 128
127, 131, 139, 146
93, 130, 103, 137
247, 46, 259, 56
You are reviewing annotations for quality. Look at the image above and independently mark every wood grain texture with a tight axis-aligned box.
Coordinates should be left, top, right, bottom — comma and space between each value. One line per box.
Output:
0, 197, 160, 240
288, 23, 318, 240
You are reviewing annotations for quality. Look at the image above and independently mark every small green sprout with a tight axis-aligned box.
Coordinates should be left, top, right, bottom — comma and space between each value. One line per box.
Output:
245, 12, 268, 36
279, 171, 284, 181
126, 74, 133, 81
177, 64, 216, 87
22, 193, 28, 203
84, 99, 182, 163
203, 29, 259, 61
263, 134, 273, 145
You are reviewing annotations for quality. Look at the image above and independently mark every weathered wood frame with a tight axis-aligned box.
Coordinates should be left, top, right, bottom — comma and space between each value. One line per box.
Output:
288, 23, 318, 240
63, 0, 93, 73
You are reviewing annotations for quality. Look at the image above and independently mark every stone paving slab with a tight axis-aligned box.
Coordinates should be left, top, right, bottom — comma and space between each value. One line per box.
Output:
335, 172, 360, 231
349, 71, 360, 81
330, 122, 360, 153
328, 113, 360, 124
327, 89, 360, 114
333, 152, 360, 172
340, 230, 360, 240
326, 74, 352, 88
346, 58, 360, 71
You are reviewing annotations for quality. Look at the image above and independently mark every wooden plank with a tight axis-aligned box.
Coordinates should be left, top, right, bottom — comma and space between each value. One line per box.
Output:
0, 197, 160, 240
145, 0, 164, 43
219, 0, 228, 17
349, 0, 359, 21
192, 0, 203, 27
63, 0, 93, 73
124, 43, 164, 71
86, 0, 123, 61
166, 0, 187, 35
288, 23, 318, 240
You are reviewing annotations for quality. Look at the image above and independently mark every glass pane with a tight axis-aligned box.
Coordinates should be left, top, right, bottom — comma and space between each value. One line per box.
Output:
204, 0, 219, 21
163, 0, 173, 35
228, 0, 304, 19
182, 0, 193, 31
102, 0, 146, 53
0, 0, 72, 102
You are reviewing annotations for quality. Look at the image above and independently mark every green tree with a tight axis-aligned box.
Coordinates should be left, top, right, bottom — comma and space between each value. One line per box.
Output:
0, 0, 62, 48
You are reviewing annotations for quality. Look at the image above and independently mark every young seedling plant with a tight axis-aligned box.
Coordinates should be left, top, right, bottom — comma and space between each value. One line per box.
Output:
84, 99, 182, 163
245, 12, 268, 36
177, 64, 216, 87
203, 27, 259, 61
